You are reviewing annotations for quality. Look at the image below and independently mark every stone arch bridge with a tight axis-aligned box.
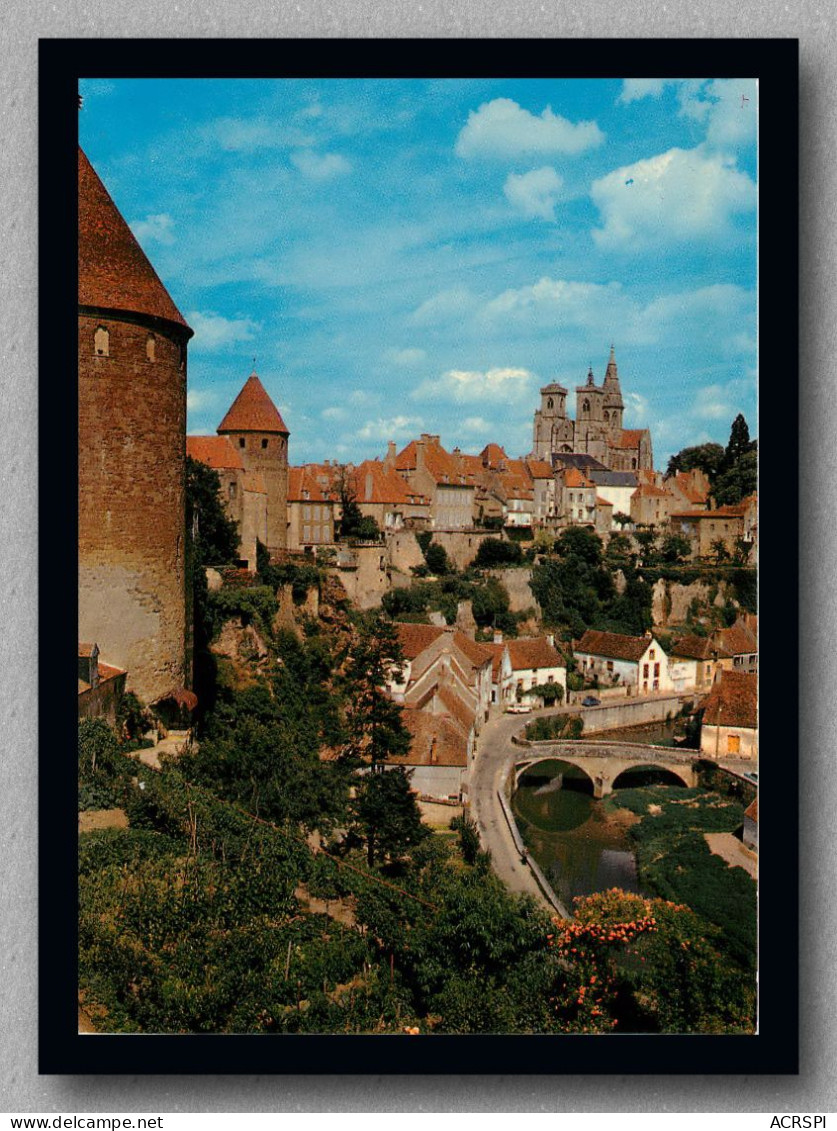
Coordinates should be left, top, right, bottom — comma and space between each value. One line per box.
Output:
514, 739, 698, 799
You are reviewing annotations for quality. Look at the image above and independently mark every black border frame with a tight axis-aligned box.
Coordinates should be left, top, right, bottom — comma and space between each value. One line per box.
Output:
40, 36, 799, 1075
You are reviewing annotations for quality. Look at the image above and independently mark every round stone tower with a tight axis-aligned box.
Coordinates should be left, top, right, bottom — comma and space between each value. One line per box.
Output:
217, 370, 290, 557
78, 145, 193, 704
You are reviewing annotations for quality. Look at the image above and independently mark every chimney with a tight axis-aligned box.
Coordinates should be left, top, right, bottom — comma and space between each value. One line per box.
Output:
385, 441, 396, 470
415, 439, 426, 472
493, 630, 504, 644
545, 633, 555, 648
365, 471, 374, 501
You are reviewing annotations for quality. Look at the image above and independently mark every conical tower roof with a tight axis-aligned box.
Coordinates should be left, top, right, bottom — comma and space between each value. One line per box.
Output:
217, 372, 290, 435
78, 147, 191, 333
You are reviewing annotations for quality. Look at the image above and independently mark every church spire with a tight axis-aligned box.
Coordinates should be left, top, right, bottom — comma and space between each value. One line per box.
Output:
604, 344, 619, 385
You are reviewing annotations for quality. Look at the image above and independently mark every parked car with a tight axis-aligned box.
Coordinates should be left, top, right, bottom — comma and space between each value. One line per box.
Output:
506, 703, 532, 714
581, 696, 601, 707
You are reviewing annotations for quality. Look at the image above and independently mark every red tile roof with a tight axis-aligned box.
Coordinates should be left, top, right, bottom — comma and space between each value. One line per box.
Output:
670, 634, 715, 661
351, 460, 429, 506
613, 429, 646, 449
288, 466, 332, 503
480, 443, 508, 467
525, 458, 554, 479
596, 496, 613, 508
396, 708, 469, 767
78, 147, 191, 332
395, 624, 491, 671
218, 373, 289, 435
576, 629, 654, 663
186, 435, 245, 471
744, 797, 758, 822
632, 483, 670, 499
715, 624, 758, 658
507, 637, 565, 672
396, 436, 474, 487
438, 685, 477, 732
701, 670, 757, 729
564, 468, 594, 488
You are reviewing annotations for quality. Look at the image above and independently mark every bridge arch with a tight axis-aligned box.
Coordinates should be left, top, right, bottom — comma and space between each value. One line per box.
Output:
610, 762, 693, 791
515, 756, 596, 794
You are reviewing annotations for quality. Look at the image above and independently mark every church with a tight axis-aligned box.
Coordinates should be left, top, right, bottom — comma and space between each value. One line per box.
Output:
530, 346, 653, 473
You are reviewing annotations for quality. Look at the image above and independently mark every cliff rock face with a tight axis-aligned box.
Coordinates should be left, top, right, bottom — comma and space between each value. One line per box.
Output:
486, 568, 539, 615
651, 579, 736, 626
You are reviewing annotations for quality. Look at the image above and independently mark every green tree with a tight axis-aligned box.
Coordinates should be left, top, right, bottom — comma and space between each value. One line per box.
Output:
555, 525, 603, 566
186, 457, 240, 566
712, 449, 757, 506
665, 442, 725, 482
425, 542, 452, 575
342, 614, 411, 769
472, 538, 524, 567
352, 767, 428, 867
633, 528, 659, 564
612, 511, 632, 528
659, 533, 692, 564
709, 538, 731, 565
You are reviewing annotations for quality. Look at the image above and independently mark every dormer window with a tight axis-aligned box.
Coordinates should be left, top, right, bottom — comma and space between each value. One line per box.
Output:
94, 326, 109, 356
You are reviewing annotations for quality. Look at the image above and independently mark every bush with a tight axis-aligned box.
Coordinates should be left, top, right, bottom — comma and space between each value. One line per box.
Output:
472, 538, 523, 567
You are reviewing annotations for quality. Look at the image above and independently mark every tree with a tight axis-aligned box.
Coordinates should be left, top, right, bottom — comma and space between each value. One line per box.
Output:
186, 457, 240, 566
724, 413, 752, 466
555, 525, 603, 566
336, 467, 365, 539
342, 614, 412, 769
712, 448, 757, 506
633, 528, 658, 564
425, 542, 452, 575
709, 538, 731, 565
606, 533, 633, 559
352, 766, 428, 867
665, 442, 725, 482
472, 537, 524, 567
612, 511, 632, 528
659, 533, 692, 564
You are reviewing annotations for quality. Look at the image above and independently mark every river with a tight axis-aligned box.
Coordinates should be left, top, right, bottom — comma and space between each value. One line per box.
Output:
511, 721, 699, 907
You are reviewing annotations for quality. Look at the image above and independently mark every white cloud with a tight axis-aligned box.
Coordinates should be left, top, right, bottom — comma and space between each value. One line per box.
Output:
590, 146, 756, 250
617, 79, 667, 104
204, 117, 313, 152
455, 98, 604, 159
635, 284, 755, 352
130, 213, 176, 246
186, 388, 218, 412
461, 416, 493, 435
384, 347, 427, 366
355, 415, 423, 441
481, 277, 627, 329
290, 150, 352, 180
503, 166, 563, 221
409, 287, 479, 326
623, 391, 649, 425
412, 367, 535, 405
693, 384, 738, 421
322, 406, 347, 421
348, 389, 378, 406
186, 310, 261, 351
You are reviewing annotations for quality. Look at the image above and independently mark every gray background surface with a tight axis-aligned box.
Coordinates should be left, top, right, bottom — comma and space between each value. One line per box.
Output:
1, 0, 830, 1113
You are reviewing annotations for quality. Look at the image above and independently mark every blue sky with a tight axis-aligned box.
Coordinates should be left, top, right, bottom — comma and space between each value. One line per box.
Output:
79, 76, 757, 467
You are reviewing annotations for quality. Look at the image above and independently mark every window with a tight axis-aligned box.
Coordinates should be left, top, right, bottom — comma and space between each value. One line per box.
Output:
239, 438, 246, 449
606, 661, 614, 673
94, 325, 109, 356
649, 649, 656, 660
261, 439, 268, 449
654, 663, 660, 677
643, 664, 649, 678
146, 334, 156, 362
547, 398, 553, 409
228, 483, 237, 499
582, 399, 590, 417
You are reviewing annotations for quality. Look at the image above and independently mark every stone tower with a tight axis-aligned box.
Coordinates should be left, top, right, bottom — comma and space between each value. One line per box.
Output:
601, 344, 624, 437
78, 146, 193, 703
532, 381, 574, 460
575, 366, 608, 462
217, 371, 290, 557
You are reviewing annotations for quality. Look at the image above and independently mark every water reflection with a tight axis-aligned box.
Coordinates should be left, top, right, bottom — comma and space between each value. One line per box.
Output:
513, 759, 643, 905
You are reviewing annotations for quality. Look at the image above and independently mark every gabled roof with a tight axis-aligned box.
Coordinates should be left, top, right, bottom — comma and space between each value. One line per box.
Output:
507, 637, 565, 672
613, 429, 647, 450
395, 624, 491, 671
631, 484, 670, 499
714, 624, 758, 658
525, 458, 555, 479
78, 147, 191, 332
395, 708, 469, 767
670, 634, 715, 661
744, 797, 758, 822
288, 466, 332, 503
351, 460, 429, 506
217, 372, 289, 435
587, 470, 638, 487
551, 453, 609, 473
701, 670, 757, 729
479, 442, 508, 467
186, 435, 245, 471
596, 496, 613, 508
396, 436, 475, 487
563, 468, 595, 488
576, 629, 655, 663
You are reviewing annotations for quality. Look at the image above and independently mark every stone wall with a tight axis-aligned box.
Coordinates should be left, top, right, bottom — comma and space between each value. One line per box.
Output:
387, 529, 499, 574
486, 567, 539, 614
330, 545, 390, 609
577, 694, 686, 733
78, 312, 188, 704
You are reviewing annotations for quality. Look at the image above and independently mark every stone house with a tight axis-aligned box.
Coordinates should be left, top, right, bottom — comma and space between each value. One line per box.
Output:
699, 669, 758, 760
712, 619, 758, 675
488, 634, 567, 708
557, 467, 598, 526
286, 466, 336, 552
389, 434, 476, 530
388, 706, 472, 802
669, 496, 757, 561
668, 634, 719, 693
350, 459, 430, 532
388, 623, 493, 728
630, 482, 674, 528
574, 629, 673, 694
